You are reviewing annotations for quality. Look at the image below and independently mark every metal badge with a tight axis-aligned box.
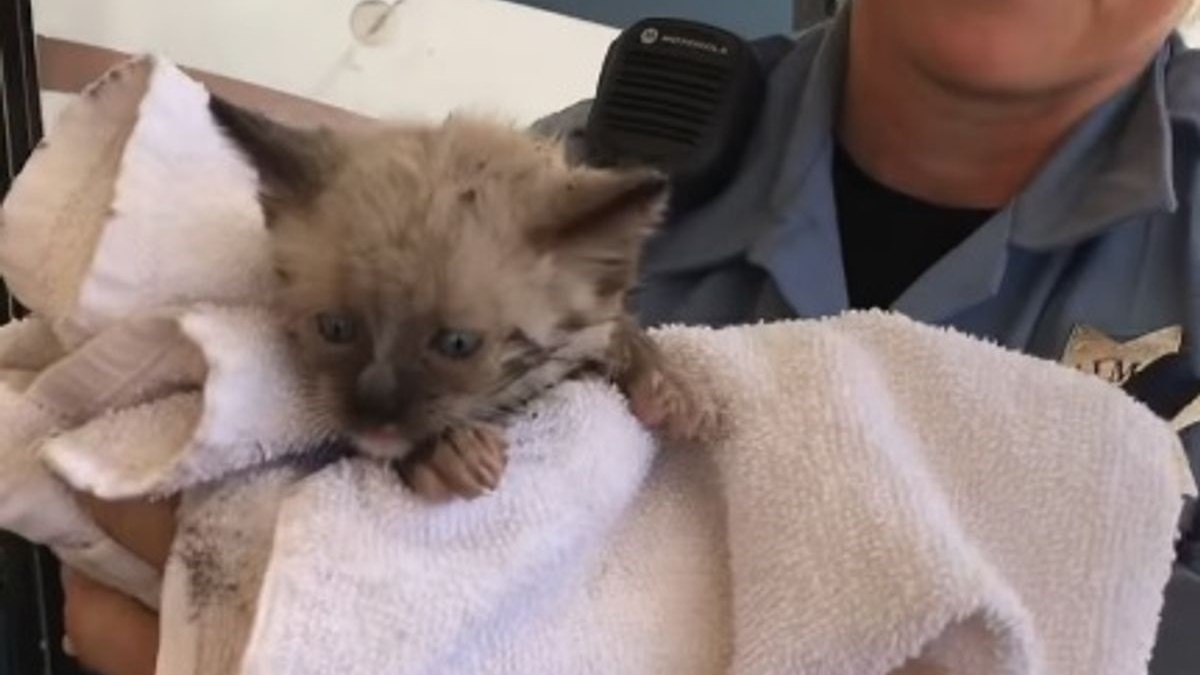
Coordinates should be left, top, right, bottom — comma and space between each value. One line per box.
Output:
1062, 325, 1198, 496
1171, 393, 1200, 434
1060, 324, 1183, 386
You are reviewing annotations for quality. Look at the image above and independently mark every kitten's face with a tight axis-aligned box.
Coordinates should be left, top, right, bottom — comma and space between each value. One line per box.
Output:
211, 99, 666, 451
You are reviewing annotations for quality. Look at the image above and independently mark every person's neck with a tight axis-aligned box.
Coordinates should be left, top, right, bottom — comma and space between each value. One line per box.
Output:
837, 22, 1152, 209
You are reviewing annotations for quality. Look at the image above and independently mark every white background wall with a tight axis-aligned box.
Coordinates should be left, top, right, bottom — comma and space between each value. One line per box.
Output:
34, 0, 618, 127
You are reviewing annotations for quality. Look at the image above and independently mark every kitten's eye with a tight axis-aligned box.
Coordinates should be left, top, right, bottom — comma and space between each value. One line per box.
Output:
430, 329, 483, 359
315, 311, 358, 344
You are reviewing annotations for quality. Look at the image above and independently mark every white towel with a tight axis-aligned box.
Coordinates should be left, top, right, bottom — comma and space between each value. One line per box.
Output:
0, 54, 1191, 675
224, 314, 1191, 675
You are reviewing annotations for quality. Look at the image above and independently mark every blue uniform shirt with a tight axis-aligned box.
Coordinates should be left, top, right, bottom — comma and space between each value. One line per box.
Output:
635, 13, 1196, 358
534, 6, 1200, 671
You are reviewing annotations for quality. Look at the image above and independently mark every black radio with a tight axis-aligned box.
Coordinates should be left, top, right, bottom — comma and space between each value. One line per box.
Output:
584, 18, 771, 214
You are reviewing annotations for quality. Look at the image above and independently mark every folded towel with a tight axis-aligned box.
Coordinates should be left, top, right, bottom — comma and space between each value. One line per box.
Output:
0, 54, 284, 609
0, 55, 1192, 675
227, 314, 1192, 675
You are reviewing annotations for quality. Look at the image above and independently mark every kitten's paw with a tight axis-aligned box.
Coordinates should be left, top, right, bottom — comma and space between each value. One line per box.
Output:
628, 365, 721, 446
398, 424, 508, 501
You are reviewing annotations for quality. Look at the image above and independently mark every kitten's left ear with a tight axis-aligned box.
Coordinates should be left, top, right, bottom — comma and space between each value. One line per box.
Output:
534, 166, 670, 292
209, 95, 342, 221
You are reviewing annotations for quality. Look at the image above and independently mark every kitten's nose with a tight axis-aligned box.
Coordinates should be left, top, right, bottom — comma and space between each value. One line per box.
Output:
353, 362, 424, 423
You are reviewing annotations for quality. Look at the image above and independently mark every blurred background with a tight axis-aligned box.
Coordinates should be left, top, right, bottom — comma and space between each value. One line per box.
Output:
30, 0, 831, 129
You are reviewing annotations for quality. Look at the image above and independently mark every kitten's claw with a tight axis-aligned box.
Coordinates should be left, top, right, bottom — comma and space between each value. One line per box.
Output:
401, 461, 454, 502
629, 366, 721, 445
399, 424, 508, 501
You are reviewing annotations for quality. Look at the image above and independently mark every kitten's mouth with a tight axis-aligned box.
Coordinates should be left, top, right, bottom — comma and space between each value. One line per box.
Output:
350, 424, 414, 461
361, 423, 402, 438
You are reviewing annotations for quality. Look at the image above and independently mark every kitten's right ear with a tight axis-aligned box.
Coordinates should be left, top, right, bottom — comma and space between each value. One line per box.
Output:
208, 95, 340, 221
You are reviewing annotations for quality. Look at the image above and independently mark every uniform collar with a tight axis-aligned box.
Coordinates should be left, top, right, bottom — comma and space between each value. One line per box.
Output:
764, 1, 847, 217
1008, 39, 1179, 249
644, 5, 1180, 281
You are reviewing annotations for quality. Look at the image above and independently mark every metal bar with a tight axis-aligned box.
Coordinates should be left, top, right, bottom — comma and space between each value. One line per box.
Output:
0, 0, 36, 324
0, 4, 69, 675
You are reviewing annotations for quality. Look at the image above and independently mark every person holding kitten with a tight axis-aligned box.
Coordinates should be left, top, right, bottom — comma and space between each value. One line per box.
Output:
60, 0, 1200, 674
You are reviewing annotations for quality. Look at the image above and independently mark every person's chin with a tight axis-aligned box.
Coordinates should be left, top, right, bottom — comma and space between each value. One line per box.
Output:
876, 9, 1076, 99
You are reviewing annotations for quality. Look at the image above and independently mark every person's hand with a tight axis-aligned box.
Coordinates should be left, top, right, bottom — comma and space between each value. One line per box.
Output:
72, 494, 177, 570
61, 494, 177, 675
61, 566, 159, 675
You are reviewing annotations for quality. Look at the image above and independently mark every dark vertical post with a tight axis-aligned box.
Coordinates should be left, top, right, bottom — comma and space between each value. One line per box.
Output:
0, 4, 75, 675
0, 0, 39, 323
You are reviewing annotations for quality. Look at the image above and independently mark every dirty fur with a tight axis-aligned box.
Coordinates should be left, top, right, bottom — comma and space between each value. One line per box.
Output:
209, 97, 717, 500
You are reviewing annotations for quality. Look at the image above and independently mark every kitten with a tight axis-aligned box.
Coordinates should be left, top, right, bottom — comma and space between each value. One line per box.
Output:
209, 97, 717, 500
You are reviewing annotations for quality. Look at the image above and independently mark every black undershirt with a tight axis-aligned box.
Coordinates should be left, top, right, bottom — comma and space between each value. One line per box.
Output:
832, 142, 995, 310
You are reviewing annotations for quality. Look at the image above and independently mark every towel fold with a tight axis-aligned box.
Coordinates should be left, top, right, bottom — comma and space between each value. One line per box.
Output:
0, 54, 1191, 675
